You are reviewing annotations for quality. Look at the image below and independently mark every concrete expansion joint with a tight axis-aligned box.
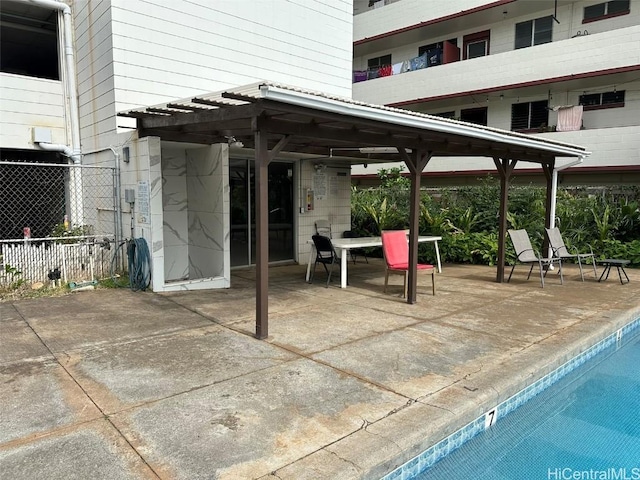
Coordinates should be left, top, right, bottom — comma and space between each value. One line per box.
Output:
381, 398, 415, 421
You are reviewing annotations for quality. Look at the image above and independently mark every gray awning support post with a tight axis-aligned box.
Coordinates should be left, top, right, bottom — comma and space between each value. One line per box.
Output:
494, 157, 517, 283
400, 147, 432, 303
253, 119, 290, 339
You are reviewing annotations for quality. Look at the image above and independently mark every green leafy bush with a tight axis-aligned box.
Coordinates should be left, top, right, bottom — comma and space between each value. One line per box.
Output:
351, 174, 640, 267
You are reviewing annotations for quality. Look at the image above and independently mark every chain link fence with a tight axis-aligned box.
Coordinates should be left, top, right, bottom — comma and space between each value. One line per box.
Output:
0, 161, 120, 287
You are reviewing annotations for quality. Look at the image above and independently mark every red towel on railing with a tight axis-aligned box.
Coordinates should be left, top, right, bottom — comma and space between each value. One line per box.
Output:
378, 65, 392, 77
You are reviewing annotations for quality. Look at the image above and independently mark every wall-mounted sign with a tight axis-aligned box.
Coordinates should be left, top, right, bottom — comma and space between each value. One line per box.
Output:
137, 180, 150, 224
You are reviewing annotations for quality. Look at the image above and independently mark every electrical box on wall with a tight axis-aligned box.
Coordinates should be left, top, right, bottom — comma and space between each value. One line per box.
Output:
306, 189, 314, 211
125, 189, 135, 204
32, 127, 52, 144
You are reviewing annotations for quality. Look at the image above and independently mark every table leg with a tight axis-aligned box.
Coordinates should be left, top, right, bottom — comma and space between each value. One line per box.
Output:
340, 248, 348, 288
305, 245, 315, 282
598, 265, 611, 283
618, 266, 630, 284
434, 240, 442, 273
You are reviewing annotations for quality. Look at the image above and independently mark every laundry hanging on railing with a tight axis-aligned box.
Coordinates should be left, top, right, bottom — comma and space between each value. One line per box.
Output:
353, 70, 368, 83
409, 53, 428, 71
378, 64, 392, 77
554, 105, 584, 132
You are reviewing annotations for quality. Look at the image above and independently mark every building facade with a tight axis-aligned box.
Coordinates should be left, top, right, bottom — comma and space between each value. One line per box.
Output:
351, 0, 640, 186
1, 0, 354, 291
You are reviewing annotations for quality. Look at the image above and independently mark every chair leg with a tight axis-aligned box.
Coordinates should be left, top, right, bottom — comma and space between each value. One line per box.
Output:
326, 259, 336, 288
507, 263, 516, 282
431, 270, 436, 295
591, 257, 598, 278
538, 260, 545, 288
403, 271, 408, 298
309, 261, 317, 284
577, 256, 584, 282
558, 260, 564, 285
527, 264, 535, 280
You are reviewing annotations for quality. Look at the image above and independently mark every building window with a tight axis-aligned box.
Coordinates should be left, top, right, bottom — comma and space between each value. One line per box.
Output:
511, 100, 549, 131
368, 54, 391, 70
579, 90, 625, 110
515, 16, 553, 49
583, 0, 630, 23
0, 5, 59, 79
460, 107, 488, 126
463, 30, 490, 60
432, 111, 456, 119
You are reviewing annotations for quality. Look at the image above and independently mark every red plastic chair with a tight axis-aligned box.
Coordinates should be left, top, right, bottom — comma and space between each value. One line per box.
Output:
381, 230, 436, 297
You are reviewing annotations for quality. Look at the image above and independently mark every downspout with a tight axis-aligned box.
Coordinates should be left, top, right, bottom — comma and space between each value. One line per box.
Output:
21, 0, 84, 227
24, 0, 81, 164
550, 155, 586, 229
547, 155, 586, 264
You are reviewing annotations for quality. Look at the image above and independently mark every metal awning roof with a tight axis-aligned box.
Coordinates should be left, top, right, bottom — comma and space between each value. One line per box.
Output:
118, 81, 590, 340
119, 81, 589, 165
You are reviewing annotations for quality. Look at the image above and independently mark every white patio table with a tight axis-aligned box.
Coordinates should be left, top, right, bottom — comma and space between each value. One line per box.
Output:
306, 235, 442, 288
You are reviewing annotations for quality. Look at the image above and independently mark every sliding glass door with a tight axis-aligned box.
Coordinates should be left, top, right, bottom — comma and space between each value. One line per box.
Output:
229, 158, 294, 267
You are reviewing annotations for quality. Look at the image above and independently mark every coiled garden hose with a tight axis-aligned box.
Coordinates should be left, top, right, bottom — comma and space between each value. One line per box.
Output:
127, 238, 151, 291
109, 238, 151, 291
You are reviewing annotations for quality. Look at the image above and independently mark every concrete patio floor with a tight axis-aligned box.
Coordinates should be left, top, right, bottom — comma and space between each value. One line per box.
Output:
1, 261, 639, 479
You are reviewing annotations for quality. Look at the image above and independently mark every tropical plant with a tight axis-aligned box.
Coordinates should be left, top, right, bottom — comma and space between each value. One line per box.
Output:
3, 263, 26, 290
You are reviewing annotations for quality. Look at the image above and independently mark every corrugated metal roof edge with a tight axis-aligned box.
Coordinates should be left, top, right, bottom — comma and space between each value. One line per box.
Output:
119, 80, 590, 158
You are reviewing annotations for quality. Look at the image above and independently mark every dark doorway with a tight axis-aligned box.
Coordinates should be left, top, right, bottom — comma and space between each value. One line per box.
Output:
229, 159, 294, 267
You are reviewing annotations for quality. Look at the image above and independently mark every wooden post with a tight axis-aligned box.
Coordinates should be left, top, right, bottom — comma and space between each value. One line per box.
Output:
494, 157, 517, 283
400, 148, 431, 303
542, 161, 555, 258
254, 125, 269, 339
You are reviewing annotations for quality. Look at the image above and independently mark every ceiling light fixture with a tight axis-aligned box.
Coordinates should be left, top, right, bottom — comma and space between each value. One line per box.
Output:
226, 136, 244, 148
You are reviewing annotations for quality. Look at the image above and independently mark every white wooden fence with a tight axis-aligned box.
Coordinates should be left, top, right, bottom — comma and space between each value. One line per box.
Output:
0, 238, 115, 287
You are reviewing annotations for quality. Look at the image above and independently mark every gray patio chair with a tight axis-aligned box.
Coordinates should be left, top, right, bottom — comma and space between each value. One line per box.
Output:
315, 219, 332, 238
507, 229, 563, 288
545, 227, 597, 282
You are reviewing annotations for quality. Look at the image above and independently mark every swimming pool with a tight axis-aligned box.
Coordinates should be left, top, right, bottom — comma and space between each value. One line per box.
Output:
383, 318, 640, 480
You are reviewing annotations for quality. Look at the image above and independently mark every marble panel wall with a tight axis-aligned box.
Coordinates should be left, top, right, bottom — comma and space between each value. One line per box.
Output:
186, 144, 227, 279
161, 146, 189, 281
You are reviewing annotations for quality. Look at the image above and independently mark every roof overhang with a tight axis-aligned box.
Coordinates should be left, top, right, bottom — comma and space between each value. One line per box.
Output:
118, 81, 590, 166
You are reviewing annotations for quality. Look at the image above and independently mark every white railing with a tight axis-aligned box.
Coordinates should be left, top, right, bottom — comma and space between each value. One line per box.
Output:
0, 238, 115, 287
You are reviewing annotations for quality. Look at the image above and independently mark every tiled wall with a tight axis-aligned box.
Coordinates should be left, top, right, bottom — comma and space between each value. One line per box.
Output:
297, 160, 352, 265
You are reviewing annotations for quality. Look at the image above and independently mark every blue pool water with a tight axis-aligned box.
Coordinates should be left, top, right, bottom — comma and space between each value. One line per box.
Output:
410, 325, 640, 480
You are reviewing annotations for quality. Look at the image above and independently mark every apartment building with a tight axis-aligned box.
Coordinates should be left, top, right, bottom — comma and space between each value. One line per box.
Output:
0, 0, 354, 291
351, 0, 640, 186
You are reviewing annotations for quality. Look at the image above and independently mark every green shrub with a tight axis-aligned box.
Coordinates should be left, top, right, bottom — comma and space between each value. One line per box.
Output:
351, 173, 639, 268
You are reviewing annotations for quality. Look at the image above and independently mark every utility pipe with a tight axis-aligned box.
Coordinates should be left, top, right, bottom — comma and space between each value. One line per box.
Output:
547, 154, 586, 265
22, 0, 84, 227
23, 0, 81, 164
550, 155, 586, 229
